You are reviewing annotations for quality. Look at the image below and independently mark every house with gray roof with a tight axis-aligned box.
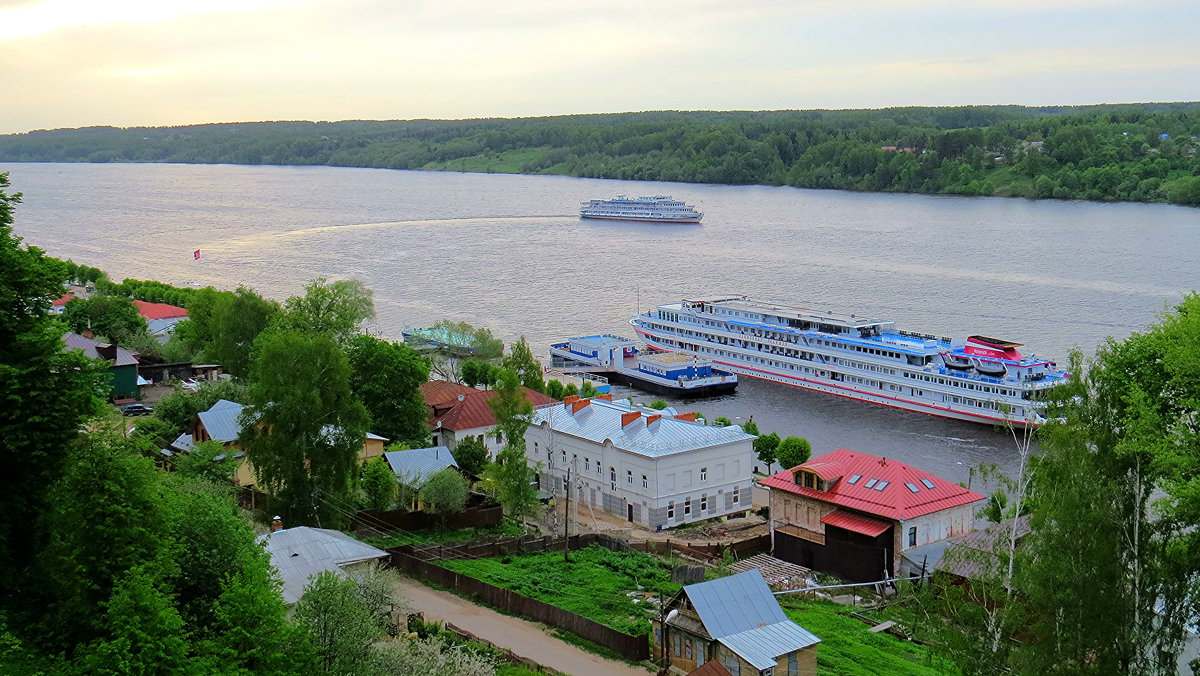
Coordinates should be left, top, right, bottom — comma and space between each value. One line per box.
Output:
526, 396, 754, 529
654, 569, 820, 675
384, 446, 460, 487
256, 526, 389, 605
62, 331, 140, 399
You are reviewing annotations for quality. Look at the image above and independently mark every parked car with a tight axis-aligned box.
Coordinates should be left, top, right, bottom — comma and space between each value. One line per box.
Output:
122, 403, 154, 416
180, 378, 200, 392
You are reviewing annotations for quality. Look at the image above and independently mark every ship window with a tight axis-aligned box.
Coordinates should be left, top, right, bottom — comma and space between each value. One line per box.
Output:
864, 478, 878, 488
848, 474, 862, 484
921, 479, 936, 489
875, 481, 889, 491
905, 482, 919, 493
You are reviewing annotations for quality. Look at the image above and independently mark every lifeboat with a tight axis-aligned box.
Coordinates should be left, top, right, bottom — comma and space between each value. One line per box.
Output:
974, 360, 1008, 377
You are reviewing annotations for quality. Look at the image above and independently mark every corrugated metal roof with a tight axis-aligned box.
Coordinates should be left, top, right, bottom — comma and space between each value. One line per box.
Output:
685, 569, 787, 638
170, 433, 194, 452
132, 299, 188, 320
62, 331, 139, 367
256, 526, 388, 605
434, 387, 556, 431
820, 509, 892, 537
198, 399, 246, 442
384, 446, 459, 486
935, 516, 1030, 582
759, 449, 985, 520
683, 569, 819, 669
686, 661, 732, 676
718, 621, 821, 670
531, 398, 752, 458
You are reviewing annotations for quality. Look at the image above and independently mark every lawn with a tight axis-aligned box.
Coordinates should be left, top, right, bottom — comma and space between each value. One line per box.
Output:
780, 597, 954, 676
438, 544, 680, 637
361, 519, 525, 549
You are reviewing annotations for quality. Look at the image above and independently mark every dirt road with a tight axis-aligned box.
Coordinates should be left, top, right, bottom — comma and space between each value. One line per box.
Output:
394, 576, 652, 676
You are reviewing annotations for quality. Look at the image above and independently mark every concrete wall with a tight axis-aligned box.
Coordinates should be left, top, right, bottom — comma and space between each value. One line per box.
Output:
899, 503, 977, 550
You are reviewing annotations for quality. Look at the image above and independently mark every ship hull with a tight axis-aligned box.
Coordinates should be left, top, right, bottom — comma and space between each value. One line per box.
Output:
580, 214, 702, 224
603, 369, 737, 397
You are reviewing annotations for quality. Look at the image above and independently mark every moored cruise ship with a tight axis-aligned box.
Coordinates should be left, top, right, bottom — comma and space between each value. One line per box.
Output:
632, 296, 1069, 427
580, 196, 703, 223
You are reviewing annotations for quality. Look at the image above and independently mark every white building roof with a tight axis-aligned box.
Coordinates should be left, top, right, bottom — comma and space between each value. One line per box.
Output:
530, 398, 752, 458
256, 526, 388, 605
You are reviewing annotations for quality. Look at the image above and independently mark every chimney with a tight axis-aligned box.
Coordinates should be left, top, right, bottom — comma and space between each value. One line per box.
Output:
621, 411, 642, 427
673, 412, 697, 422
596, 393, 613, 401
82, 329, 94, 339
270, 516, 284, 532
564, 395, 580, 405
646, 414, 662, 426
571, 399, 591, 414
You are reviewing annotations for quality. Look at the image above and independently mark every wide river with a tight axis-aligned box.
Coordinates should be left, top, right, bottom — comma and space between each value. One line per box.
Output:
6, 162, 1200, 487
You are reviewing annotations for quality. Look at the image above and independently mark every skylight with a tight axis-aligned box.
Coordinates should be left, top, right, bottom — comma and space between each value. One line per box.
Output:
874, 481, 889, 491
921, 478, 936, 489
905, 482, 919, 493
848, 474, 862, 484
864, 478, 878, 488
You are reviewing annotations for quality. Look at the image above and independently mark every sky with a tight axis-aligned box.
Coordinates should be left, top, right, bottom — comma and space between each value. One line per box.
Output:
0, 0, 1197, 134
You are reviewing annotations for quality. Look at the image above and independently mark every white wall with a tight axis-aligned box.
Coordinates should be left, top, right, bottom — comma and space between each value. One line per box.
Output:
898, 503, 977, 550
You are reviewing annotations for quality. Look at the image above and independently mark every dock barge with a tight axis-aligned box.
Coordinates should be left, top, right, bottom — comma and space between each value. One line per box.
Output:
549, 335, 737, 398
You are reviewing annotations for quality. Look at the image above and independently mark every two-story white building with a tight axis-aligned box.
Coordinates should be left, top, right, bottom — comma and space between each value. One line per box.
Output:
525, 396, 755, 529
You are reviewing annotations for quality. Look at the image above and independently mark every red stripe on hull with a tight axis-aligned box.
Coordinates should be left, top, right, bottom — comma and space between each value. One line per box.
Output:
580, 216, 701, 224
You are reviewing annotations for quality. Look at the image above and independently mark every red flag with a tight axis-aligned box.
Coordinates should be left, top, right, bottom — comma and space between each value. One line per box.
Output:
193, 249, 201, 260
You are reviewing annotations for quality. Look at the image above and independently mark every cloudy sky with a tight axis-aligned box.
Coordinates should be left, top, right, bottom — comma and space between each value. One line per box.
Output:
0, 0, 1197, 134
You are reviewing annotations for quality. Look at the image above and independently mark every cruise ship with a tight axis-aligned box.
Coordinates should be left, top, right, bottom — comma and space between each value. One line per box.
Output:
631, 296, 1070, 427
579, 196, 703, 223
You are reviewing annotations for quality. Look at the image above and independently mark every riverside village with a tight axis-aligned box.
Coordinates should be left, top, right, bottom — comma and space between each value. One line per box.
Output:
6, 224, 1197, 676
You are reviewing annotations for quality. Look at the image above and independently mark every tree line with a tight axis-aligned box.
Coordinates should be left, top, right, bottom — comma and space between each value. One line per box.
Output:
2, 104, 1200, 205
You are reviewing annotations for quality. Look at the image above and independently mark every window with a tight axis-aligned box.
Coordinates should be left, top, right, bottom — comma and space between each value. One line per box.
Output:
921, 478, 935, 489
803, 472, 815, 489
864, 478, 878, 488
788, 652, 798, 675
642, 474, 648, 489
908, 526, 917, 547
905, 482, 920, 493
700, 467, 708, 482
673, 634, 680, 656
584, 457, 590, 471
700, 494, 708, 511
627, 470, 633, 485
847, 474, 862, 484
684, 641, 692, 659
732, 486, 740, 504
684, 498, 692, 515
668, 501, 675, 519
561, 450, 566, 464
875, 481, 889, 491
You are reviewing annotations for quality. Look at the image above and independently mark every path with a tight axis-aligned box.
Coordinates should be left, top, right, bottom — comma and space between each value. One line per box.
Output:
394, 576, 652, 676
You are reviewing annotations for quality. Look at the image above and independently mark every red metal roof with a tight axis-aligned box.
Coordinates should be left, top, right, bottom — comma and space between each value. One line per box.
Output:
820, 509, 891, 537
419, 380, 478, 408
432, 387, 556, 432
759, 449, 985, 521
132, 300, 188, 320
52, 293, 75, 306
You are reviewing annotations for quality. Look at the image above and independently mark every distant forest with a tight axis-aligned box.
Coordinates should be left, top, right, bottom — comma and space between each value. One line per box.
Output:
3, 105, 1200, 205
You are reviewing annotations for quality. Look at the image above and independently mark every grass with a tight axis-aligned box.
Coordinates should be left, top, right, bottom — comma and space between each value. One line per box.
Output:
438, 544, 679, 637
361, 519, 525, 549
780, 597, 954, 676
422, 148, 554, 174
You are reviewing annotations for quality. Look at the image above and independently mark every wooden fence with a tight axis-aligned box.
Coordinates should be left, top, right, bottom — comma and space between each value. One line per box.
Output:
389, 550, 651, 661
351, 504, 503, 533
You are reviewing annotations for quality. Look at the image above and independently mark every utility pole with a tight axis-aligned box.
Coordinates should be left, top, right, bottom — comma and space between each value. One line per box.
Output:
564, 465, 571, 562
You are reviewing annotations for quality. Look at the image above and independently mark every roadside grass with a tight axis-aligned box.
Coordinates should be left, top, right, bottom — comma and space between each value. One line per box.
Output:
779, 597, 954, 676
438, 544, 680, 637
361, 519, 525, 549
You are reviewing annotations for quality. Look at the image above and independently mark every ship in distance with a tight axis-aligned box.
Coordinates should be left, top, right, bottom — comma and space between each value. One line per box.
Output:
579, 195, 703, 223
632, 295, 1069, 427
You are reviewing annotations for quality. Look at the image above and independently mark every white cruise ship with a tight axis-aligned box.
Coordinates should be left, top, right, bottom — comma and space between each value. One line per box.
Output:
632, 296, 1069, 427
580, 196, 702, 223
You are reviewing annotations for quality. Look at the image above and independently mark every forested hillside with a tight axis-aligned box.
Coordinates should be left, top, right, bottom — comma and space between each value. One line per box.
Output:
3, 105, 1200, 205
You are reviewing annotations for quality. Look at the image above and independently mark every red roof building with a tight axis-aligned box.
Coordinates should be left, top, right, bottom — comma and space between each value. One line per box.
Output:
132, 300, 189, 338
419, 380, 556, 458
760, 449, 985, 582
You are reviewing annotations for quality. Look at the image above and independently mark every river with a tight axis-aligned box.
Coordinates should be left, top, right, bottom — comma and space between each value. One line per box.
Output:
6, 162, 1199, 486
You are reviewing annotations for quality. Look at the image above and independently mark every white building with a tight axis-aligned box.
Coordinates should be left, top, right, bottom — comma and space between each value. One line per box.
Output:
525, 396, 755, 529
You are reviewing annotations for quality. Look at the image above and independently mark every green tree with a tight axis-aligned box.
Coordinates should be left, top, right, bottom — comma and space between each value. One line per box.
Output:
241, 329, 370, 527
545, 379, 565, 400
373, 636, 496, 676
502, 336, 544, 393
361, 457, 397, 512
62, 293, 148, 343
279, 277, 375, 343
713, 416, 732, 426
775, 436, 812, 469
452, 436, 490, 477
754, 432, 781, 474
580, 380, 599, 398
207, 285, 280, 377
175, 440, 240, 486
292, 571, 385, 676
419, 468, 469, 521
78, 565, 190, 675
487, 369, 537, 519
127, 416, 179, 449
741, 420, 759, 436
460, 359, 487, 387
153, 378, 250, 434
649, 399, 668, 410
346, 334, 430, 446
